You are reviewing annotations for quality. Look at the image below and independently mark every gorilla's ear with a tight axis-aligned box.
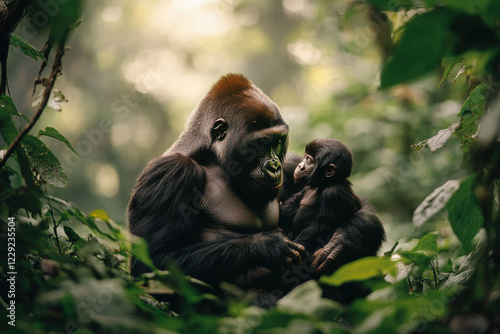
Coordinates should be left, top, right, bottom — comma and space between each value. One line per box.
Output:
325, 163, 336, 178
211, 118, 228, 141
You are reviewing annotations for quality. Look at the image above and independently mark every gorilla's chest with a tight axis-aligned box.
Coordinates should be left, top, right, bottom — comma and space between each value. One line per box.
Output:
200, 167, 279, 237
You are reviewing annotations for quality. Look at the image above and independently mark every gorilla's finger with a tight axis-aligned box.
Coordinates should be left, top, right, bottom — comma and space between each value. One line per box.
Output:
310, 248, 331, 271
315, 245, 343, 275
290, 249, 302, 267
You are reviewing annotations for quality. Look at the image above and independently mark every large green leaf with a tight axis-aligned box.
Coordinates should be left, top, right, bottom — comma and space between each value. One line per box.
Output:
0, 97, 35, 185
39, 127, 79, 157
454, 84, 489, 152
277, 280, 342, 320
21, 134, 69, 188
446, 174, 484, 253
320, 257, 396, 286
399, 233, 439, 268
413, 232, 438, 253
380, 8, 460, 88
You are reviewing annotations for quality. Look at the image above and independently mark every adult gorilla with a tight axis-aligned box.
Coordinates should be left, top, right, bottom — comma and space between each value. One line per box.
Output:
128, 74, 304, 290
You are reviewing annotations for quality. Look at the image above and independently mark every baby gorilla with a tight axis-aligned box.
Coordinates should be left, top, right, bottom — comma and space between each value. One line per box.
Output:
279, 139, 386, 276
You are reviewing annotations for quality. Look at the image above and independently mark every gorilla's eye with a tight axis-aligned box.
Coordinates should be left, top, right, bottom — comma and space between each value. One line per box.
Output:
274, 138, 283, 153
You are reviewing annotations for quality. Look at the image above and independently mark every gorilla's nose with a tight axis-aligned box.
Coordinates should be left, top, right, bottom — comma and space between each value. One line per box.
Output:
265, 159, 281, 173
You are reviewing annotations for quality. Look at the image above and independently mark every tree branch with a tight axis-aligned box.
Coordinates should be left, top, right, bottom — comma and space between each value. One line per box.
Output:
0, 0, 31, 95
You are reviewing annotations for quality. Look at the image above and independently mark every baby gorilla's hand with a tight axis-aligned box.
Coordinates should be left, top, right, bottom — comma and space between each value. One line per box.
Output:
310, 229, 345, 275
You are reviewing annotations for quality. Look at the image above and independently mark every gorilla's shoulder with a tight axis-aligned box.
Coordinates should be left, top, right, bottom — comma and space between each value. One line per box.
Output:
129, 153, 206, 218
145, 153, 206, 184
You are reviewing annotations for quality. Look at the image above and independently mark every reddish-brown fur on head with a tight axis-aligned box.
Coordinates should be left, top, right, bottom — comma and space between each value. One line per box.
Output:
168, 73, 286, 158
208, 73, 253, 99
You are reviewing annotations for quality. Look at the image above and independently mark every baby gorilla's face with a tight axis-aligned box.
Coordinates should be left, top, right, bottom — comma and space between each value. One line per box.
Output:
294, 153, 315, 184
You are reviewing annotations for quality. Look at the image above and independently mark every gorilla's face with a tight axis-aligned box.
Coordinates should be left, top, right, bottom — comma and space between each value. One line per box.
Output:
294, 153, 315, 185
210, 84, 288, 204
246, 131, 287, 189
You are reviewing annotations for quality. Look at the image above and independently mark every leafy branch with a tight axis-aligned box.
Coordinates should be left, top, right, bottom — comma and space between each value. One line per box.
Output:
0, 30, 69, 170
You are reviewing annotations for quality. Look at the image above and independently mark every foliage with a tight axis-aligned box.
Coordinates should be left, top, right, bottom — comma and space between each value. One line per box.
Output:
1, 0, 499, 333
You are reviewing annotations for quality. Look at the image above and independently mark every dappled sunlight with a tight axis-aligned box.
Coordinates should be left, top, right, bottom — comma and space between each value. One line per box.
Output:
7, 0, 467, 231
88, 162, 120, 198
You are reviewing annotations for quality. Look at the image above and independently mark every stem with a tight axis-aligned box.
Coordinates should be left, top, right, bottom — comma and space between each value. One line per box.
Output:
0, 31, 68, 170
46, 188, 62, 255
430, 259, 439, 288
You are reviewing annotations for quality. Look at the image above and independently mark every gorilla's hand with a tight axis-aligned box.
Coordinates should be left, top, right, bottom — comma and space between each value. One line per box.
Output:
310, 229, 345, 275
280, 236, 306, 270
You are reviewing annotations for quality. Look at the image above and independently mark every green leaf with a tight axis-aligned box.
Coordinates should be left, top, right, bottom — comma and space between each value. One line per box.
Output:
444, 0, 491, 15
320, 257, 396, 286
413, 233, 438, 253
63, 226, 82, 243
399, 233, 439, 268
39, 127, 79, 157
0, 95, 19, 144
69, 208, 118, 241
21, 134, 69, 188
89, 209, 110, 221
3, 185, 43, 215
399, 250, 434, 269
277, 280, 342, 319
16, 146, 36, 186
454, 84, 489, 152
380, 8, 460, 88
90, 209, 126, 241
9, 35, 45, 61
446, 174, 484, 253
441, 258, 454, 272
129, 235, 156, 271
439, 58, 459, 87
0, 166, 15, 198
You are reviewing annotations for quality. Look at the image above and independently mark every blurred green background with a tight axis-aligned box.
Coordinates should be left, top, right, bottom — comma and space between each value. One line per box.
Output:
7, 0, 468, 252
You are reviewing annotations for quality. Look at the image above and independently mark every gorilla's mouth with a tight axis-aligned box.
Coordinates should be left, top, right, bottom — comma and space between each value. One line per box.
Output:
254, 179, 282, 188
294, 170, 308, 183
253, 173, 282, 188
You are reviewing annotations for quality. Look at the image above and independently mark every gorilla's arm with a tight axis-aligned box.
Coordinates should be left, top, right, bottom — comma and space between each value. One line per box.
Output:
167, 231, 303, 284
128, 154, 205, 276
128, 154, 303, 284
310, 198, 386, 275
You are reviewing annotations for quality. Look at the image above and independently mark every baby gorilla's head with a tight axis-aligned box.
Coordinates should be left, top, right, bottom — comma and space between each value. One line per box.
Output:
294, 139, 353, 188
